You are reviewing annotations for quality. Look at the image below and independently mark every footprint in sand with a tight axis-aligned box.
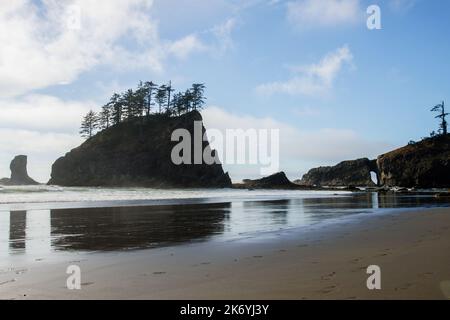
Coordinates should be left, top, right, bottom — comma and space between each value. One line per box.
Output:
375, 253, 389, 257
321, 272, 336, 281
0, 279, 17, 286
81, 282, 94, 286
15, 269, 27, 275
319, 285, 337, 294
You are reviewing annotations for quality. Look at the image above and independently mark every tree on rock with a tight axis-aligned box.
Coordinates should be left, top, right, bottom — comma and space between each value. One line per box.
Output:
431, 101, 449, 135
80, 110, 99, 139
99, 104, 112, 129
156, 85, 168, 114
191, 83, 206, 111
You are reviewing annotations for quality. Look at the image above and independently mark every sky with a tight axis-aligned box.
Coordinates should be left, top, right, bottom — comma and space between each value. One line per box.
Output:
1, 0, 449, 182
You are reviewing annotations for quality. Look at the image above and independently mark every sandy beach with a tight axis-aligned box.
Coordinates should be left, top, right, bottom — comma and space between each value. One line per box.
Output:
1, 206, 450, 300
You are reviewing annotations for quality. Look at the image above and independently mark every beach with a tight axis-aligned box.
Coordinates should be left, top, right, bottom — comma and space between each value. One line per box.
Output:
1, 205, 450, 300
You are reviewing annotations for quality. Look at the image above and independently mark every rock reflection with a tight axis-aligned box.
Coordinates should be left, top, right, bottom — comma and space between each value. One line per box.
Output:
50, 202, 231, 251
9, 211, 26, 253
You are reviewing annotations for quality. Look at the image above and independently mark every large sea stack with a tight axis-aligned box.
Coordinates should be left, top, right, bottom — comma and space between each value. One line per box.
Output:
297, 158, 378, 187
377, 134, 450, 188
49, 111, 231, 188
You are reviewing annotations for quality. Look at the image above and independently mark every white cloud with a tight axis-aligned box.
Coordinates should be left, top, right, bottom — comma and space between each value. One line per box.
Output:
202, 106, 393, 180
0, 94, 93, 181
168, 35, 207, 60
256, 45, 353, 96
287, 0, 362, 29
0, 129, 82, 182
0, 95, 93, 133
0, 0, 232, 98
211, 18, 237, 55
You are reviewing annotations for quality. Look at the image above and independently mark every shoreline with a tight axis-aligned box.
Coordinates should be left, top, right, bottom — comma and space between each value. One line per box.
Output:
1, 207, 450, 299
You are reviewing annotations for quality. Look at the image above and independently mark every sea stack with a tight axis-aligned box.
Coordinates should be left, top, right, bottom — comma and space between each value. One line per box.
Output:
48, 111, 232, 188
296, 158, 379, 187
0, 155, 39, 185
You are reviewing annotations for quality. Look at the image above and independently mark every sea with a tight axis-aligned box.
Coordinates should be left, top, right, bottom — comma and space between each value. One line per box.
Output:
1, 185, 449, 261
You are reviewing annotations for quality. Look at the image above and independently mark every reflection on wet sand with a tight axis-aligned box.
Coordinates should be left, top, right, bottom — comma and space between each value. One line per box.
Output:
50, 202, 231, 251
9, 211, 26, 252
2, 193, 449, 257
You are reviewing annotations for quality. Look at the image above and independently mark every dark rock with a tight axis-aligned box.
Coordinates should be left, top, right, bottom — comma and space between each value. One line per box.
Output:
377, 134, 450, 188
296, 158, 378, 187
0, 155, 39, 185
234, 172, 301, 189
48, 111, 231, 188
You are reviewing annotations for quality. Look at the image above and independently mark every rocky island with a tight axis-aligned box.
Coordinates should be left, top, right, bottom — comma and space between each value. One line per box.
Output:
0, 155, 39, 186
296, 134, 450, 189
49, 111, 231, 188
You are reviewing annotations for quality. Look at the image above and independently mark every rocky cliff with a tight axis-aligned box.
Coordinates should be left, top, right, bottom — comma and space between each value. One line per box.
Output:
0, 155, 39, 185
296, 158, 378, 187
48, 111, 231, 188
377, 134, 450, 188
235, 172, 301, 189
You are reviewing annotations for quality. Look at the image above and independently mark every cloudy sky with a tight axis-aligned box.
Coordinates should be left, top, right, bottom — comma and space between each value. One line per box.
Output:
1, 0, 449, 182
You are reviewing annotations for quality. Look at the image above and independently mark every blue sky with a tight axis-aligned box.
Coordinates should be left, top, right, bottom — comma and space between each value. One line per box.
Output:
1, 0, 449, 182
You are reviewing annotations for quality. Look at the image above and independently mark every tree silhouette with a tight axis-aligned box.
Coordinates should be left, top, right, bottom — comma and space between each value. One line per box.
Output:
79, 81, 208, 137
143, 81, 157, 116
99, 104, 112, 129
109, 93, 123, 125
80, 110, 99, 139
431, 101, 448, 135
191, 83, 206, 110
156, 85, 168, 114
172, 92, 185, 116
123, 89, 137, 119
166, 81, 175, 114
182, 89, 193, 112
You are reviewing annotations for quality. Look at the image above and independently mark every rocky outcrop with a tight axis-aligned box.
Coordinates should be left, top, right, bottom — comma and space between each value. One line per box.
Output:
0, 155, 39, 185
235, 172, 301, 189
296, 158, 378, 187
48, 111, 231, 188
377, 134, 450, 188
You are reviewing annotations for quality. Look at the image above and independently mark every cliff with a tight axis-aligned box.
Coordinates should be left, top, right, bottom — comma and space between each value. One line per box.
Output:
377, 134, 450, 188
48, 111, 231, 188
297, 158, 378, 187
0, 155, 39, 185
234, 172, 304, 189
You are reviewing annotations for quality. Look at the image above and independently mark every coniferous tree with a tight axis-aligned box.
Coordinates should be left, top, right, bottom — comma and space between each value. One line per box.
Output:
99, 104, 112, 129
134, 81, 147, 117
166, 81, 174, 114
156, 85, 168, 114
143, 81, 157, 116
182, 89, 194, 112
191, 83, 206, 111
109, 93, 123, 125
122, 89, 137, 119
431, 101, 448, 135
80, 110, 98, 139
172, 92, 185, 116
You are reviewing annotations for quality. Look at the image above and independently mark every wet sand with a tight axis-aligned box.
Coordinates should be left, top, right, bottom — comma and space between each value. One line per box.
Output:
1, 207, 450, 300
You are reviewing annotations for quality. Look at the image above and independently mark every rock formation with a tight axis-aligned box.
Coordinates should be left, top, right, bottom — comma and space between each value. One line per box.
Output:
0, 155, 39, 185
296, 158, 378, 187
377, 134, 450, 188
48, 111, 231, 188
235, 172, 302, 189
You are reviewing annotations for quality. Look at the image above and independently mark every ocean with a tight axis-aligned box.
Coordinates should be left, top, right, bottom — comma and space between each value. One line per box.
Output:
1, 186, 449, 261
